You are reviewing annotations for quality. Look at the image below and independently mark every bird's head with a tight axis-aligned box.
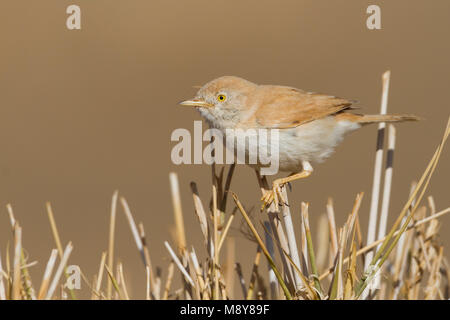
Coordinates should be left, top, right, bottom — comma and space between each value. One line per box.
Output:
179, 76, 257, 128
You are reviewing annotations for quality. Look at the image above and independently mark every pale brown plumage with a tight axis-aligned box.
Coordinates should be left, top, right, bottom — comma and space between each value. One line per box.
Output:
244, 86, 354, 128
180, 76, 420, 210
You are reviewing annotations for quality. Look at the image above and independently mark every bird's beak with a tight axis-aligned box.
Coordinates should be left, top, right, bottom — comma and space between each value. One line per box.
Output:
179, 99, 214, 108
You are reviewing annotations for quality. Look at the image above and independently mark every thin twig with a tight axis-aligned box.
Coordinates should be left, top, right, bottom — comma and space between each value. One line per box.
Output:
107, 190, 118, 299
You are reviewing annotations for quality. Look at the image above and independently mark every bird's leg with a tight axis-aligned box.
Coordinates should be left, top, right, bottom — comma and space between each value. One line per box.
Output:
261, 161, 313, 211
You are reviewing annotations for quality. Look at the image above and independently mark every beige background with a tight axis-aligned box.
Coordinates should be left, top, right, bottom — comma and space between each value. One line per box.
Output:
0, 0, 449, 298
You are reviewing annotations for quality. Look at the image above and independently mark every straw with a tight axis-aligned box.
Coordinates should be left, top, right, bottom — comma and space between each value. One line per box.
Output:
107, 190, 118, 299
365, 70, 391, 274
37, 249, 58, 299
45, 242, 73, 300
169, 172, 187, 253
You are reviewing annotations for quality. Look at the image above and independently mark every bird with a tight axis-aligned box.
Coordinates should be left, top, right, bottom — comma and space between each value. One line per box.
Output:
179, 76, 419, 210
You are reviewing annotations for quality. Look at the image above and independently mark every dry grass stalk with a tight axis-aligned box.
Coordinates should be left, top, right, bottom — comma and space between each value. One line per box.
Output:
190, 182, 211, 256
377, 124, 396, 242
138, 222, 155, 294
7, 204, 36, 299
232, 192, 292, 300
301, 203, 323, 295
45, 242, 73, 300
94, 251, 107, 299
280, 188, 303, 290
0, 250, 6, 300
162, 261, 175, 300
224, 238, 235, 299
246, 246, 262, 300
217, 209, 235, 253
120, 197, 149, 268
326, 198, 339, 264
263, 221, 278, 299
12, 224, 22, 300
255, 171, 296, 290
234, 262, 247, 298
107, 190, 118, 299
37, 249, 58, 299
145, 266, 151, 300
103, 264, 123, 300
169, 172, 187, 253
212, 182, 220, 299
316, 214, 330, 273
118, 263, 130, 300
164, 241, 194, 287
365, 70, 391, 275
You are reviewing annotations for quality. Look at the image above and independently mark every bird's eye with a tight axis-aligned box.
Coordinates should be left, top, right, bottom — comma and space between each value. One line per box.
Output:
217, 94, 227, 102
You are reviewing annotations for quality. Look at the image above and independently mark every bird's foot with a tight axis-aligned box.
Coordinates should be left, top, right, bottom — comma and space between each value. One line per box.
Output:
260, 181, 287, 211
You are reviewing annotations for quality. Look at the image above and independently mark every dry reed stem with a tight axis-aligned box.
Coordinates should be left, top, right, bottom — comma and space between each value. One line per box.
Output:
263, 221, 278, 299
190, 182, 211, 256
255, 171, 295, 290
234, 263, 247, 298
12, 224, 22, 300
217, 210, 235, 253
104, 264, 123, 300
138, 222, 155, 292
118, 263, 130, 300
190, 248, 208, 299
94, 251, 107, 299
37, 249, 58, 299
6, 203, 36, 300
90, 275, 98, 300
365, 70, 391, 275
46, 202, 76, 299
164, 241, 194, 287
45, 242, 73, 300
246, 246, 262, 300
46, 203, 64, 257
212, 182, 220, 299
0, 250, 5, 300
316, 214, 330, 273
301, 203, 323, 295
169, 172, 187, 253
377, 124, 396, 243
280, 188, 303, 290
280, 244, 317, 299
120, 197, 148, 267
331, 228, 345, 299
6, 205, 36, 299
107, 190, 118, 299
225, 238, 235, 299
186, 251, 201, 299
326, 198, 339, 262
145, 266, 151, 300
162, 261, 175, 300
232, 192, 292, 300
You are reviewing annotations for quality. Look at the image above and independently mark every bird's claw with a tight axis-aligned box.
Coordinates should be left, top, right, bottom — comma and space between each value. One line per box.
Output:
260, 182, 287, 211
287, 182, 292, 192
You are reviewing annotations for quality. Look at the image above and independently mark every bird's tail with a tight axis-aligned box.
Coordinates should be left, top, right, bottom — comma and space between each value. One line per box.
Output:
356, 114, 421, 124
336, 113, 421, 124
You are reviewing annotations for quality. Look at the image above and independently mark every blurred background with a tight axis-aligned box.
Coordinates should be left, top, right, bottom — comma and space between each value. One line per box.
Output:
0, 0, 449, 298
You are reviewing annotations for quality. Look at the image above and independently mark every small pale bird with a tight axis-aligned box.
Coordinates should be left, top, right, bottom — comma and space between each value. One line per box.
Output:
180, 76, 419, 209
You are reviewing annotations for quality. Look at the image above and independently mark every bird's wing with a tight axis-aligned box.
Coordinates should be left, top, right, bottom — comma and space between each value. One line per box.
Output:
252, 85, 355, 129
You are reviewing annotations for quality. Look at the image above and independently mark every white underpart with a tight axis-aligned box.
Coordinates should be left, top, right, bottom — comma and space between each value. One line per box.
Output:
275, 117, 361, 172
221, 116, 361, 173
